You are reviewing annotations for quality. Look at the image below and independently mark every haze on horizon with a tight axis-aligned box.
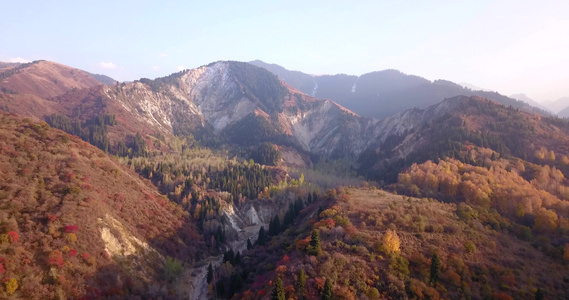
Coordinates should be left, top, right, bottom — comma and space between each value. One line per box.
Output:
1, 0, 568, 103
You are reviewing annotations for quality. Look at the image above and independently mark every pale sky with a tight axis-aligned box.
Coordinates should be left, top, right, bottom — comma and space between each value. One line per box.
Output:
1, 0, 568, 102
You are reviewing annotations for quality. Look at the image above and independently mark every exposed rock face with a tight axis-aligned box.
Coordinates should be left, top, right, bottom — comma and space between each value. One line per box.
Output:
1, 59, 511, 165
99, 61, 389, 157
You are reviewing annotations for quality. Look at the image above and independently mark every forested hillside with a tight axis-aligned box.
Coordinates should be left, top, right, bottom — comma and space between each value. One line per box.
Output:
0, 112, 204, 298
210, 187, 568, 299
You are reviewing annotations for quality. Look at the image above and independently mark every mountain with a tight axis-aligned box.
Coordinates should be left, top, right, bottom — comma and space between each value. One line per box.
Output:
0, 60, 103, 98
2, 60, 381, 159
2, 58, 569, 298
510, 93, 551, 112
249, 60, 549, 120
460, 82, 491, 91
559, 105, 569, 118
542, 97, 569, 114
84, 71, 118, 85
0, 111, 204, 298
359, 95, 569, 182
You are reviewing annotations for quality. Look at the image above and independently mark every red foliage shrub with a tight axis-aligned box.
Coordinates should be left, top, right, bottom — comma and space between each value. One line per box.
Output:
315, 277, 325, 291
69, 249, 77, 257
83, 253, 90, 260
47, 214, 58, 222
315, 218, 336, 229
7, 231, 19, 243
0, 263, 5, 274
257, 290, 266, 297
47, 250, 64, 268
295, 237, 310, 251
275, 265, 287, 274
493, 292, 514, 300
64, 225, 79, 233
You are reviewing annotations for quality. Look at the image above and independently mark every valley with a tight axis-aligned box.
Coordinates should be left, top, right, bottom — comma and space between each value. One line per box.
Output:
1, 58, 569, 299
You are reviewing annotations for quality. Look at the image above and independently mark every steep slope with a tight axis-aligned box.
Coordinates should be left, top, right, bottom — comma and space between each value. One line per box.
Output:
248, 60, 315, 95
217, 188, 569, 299
0, 60, 103, 99
359, 95, 569, 182
542, 96, 569, 114
559, 105, 569, 118
511, 93, 550, 112
97, 61, 380, 157
0, 112, 204, 298
250, 60, 549, 120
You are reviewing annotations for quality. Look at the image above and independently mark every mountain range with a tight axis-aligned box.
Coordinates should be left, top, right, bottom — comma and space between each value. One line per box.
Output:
1, 58, 569, 299
3, 59, 568, 172
249, 60, 551, 120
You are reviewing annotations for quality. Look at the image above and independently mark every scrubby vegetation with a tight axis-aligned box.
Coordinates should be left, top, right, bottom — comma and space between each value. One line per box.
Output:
217, 188, 568, 299
0, 112, 204, 298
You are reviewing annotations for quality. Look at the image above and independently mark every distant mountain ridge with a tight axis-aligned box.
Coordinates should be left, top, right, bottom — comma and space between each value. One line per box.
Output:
249, 60, 550, 119
1, 59, 568, 172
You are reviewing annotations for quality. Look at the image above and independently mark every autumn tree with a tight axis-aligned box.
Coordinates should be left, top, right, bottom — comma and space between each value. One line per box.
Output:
47, 250, 64, 268
382, 229, 400, 254
4, 278, 18, 295
430, 253, 441, 285
534, 208, 558, 232
162, 256, 183, 283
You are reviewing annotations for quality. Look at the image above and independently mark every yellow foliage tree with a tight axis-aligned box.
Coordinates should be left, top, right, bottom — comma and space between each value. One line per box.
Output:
534, 208, 559, 232
5, 278, 18, 295
65, 233, 77, 243
383, 229, 400, 254
548, 150, 556, 161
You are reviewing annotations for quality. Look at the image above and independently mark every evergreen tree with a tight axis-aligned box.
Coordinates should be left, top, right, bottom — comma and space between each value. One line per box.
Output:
230, 272, 243, 298
257, 226, 266, 246
207, 263, 213, 284
235, 251, 241, 265
535, 288, 545, 300
247, 238, 253, 250
430, 253, 441, 285
308, 229, 321, 256
272, 276, 285, 300
296, 268, 307, 297
322, 278, 334, 300
269, 215, 281, 235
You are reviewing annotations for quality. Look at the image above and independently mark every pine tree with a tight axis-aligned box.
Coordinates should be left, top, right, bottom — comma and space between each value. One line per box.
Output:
535, 288, 545, 300
247, 238, 253, 250
235, 251, 241, 265
257, 226, 266, 246
207, 263, 213, 284
430, 253, 441, 285
296, 268, 307, 297
308, 229, 321, 256
322, 278, 334, 300
272, 276, 285, 300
